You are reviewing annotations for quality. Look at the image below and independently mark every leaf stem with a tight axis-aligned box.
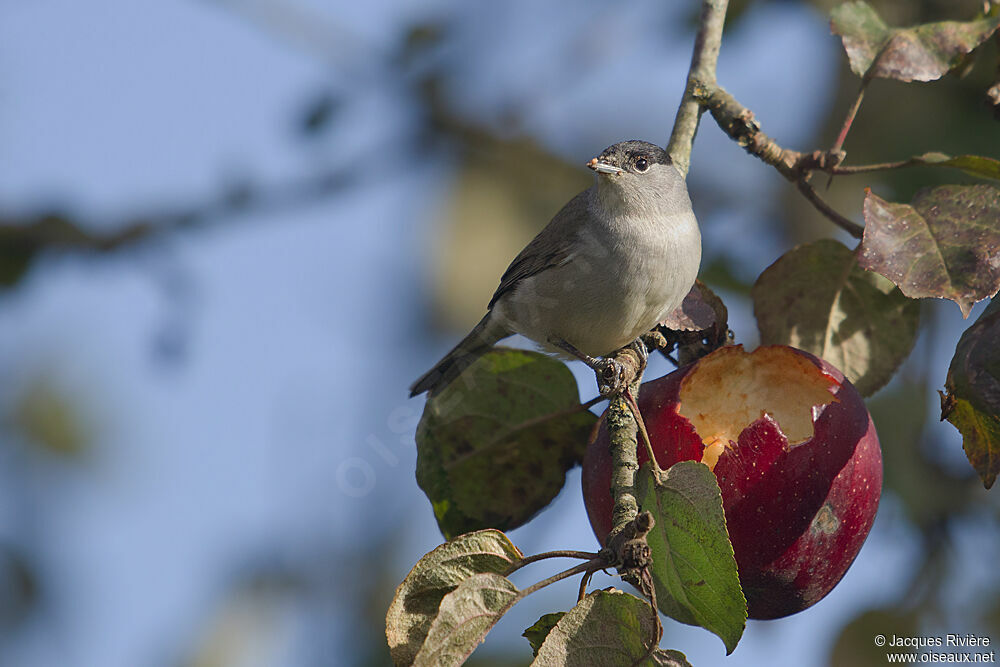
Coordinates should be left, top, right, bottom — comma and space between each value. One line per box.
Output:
829, 159, 916, 174
830, 79, 869, 156
638, 567, 664, 661
796, 180, 864, 238
578, 569, 594, 602
504, 550, 602, 576
493, 558, 607, 634
514, 559, 604, 602
623, 387, 662, 475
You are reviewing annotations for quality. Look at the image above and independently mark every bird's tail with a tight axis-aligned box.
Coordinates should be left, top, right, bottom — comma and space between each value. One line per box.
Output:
410, 314, 507, 397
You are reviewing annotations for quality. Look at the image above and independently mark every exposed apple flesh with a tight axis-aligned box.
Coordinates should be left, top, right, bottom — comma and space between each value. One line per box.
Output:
582, 345, 882, 619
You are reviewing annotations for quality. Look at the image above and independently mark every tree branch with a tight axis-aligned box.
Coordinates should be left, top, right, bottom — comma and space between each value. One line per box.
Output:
692, 81, 863, 238
623, 387, 661, 475
605, 383, 642, 546
667, 0, 730, 178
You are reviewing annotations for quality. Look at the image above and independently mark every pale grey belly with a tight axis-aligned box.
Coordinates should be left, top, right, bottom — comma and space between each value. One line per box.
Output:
494, 246, 695, 357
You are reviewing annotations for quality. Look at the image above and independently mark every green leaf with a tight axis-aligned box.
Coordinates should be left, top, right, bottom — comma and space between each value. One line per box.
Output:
385, 530, 523, 666
636, 461, 746, 654
523, 612, 565, 657
416, 347, 598, 539
914, 152, 1000, 182
941, 299, 1000, 488
831, 2, 1000, 82
413, 573, 519, 667
531, 589, 692, 667
752, 239, 919, 396
859, 185, 1000, 318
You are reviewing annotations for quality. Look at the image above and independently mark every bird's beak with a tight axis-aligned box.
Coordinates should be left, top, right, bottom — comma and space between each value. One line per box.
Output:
587, 158, 623, 175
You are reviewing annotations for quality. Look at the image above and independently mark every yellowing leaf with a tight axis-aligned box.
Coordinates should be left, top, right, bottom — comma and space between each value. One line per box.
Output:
385, 530, 522, 666
942, 299, 1000, 488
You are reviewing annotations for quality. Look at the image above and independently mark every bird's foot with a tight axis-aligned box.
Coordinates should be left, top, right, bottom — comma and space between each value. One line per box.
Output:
628, 337, 650, 373
597, 339, 653, 396
547, 336, 645, 396
595, 356, 631, 396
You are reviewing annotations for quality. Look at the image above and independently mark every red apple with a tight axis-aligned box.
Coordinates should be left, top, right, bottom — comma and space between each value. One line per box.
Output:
582, 345, 882, 619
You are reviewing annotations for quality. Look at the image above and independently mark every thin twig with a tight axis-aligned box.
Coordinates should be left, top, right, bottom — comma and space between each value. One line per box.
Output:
823, 78, 869, 188
692, 80, 866, 235
515, 559, 604, 601
504, 550, 602, 576
494, 558, 607, 630
829, 159, 917, 174
830, 79, 869, 156
796, 180, 865, 238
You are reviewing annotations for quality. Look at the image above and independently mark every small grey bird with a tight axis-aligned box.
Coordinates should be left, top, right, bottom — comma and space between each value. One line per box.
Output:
410, 139, 701, 397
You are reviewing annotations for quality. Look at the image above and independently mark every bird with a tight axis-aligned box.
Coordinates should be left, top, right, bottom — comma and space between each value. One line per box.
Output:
410, 139, 701, 398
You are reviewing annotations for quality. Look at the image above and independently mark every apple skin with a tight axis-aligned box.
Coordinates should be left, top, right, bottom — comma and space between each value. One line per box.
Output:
582, 345, 882, 619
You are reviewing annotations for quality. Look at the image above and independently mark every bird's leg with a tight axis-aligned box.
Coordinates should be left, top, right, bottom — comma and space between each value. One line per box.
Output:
548, 337, 630, 397
548, 336, 600, 367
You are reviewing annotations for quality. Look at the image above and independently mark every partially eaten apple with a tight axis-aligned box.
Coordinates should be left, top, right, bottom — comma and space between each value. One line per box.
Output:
582, 345, 882, 619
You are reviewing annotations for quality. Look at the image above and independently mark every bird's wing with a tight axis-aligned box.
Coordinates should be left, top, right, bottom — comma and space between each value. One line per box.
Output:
488, 189, 591, 310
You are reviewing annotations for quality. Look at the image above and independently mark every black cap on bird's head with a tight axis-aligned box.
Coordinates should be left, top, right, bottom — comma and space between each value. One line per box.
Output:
587, 140, 672, 176
587, 140, 688, 213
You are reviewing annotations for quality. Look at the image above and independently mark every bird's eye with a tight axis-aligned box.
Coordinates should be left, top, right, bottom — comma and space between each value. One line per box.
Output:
634, 157, 649, 172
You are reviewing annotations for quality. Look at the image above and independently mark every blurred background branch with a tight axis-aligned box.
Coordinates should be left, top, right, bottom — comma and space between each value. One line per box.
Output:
0, 165, 360, 285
